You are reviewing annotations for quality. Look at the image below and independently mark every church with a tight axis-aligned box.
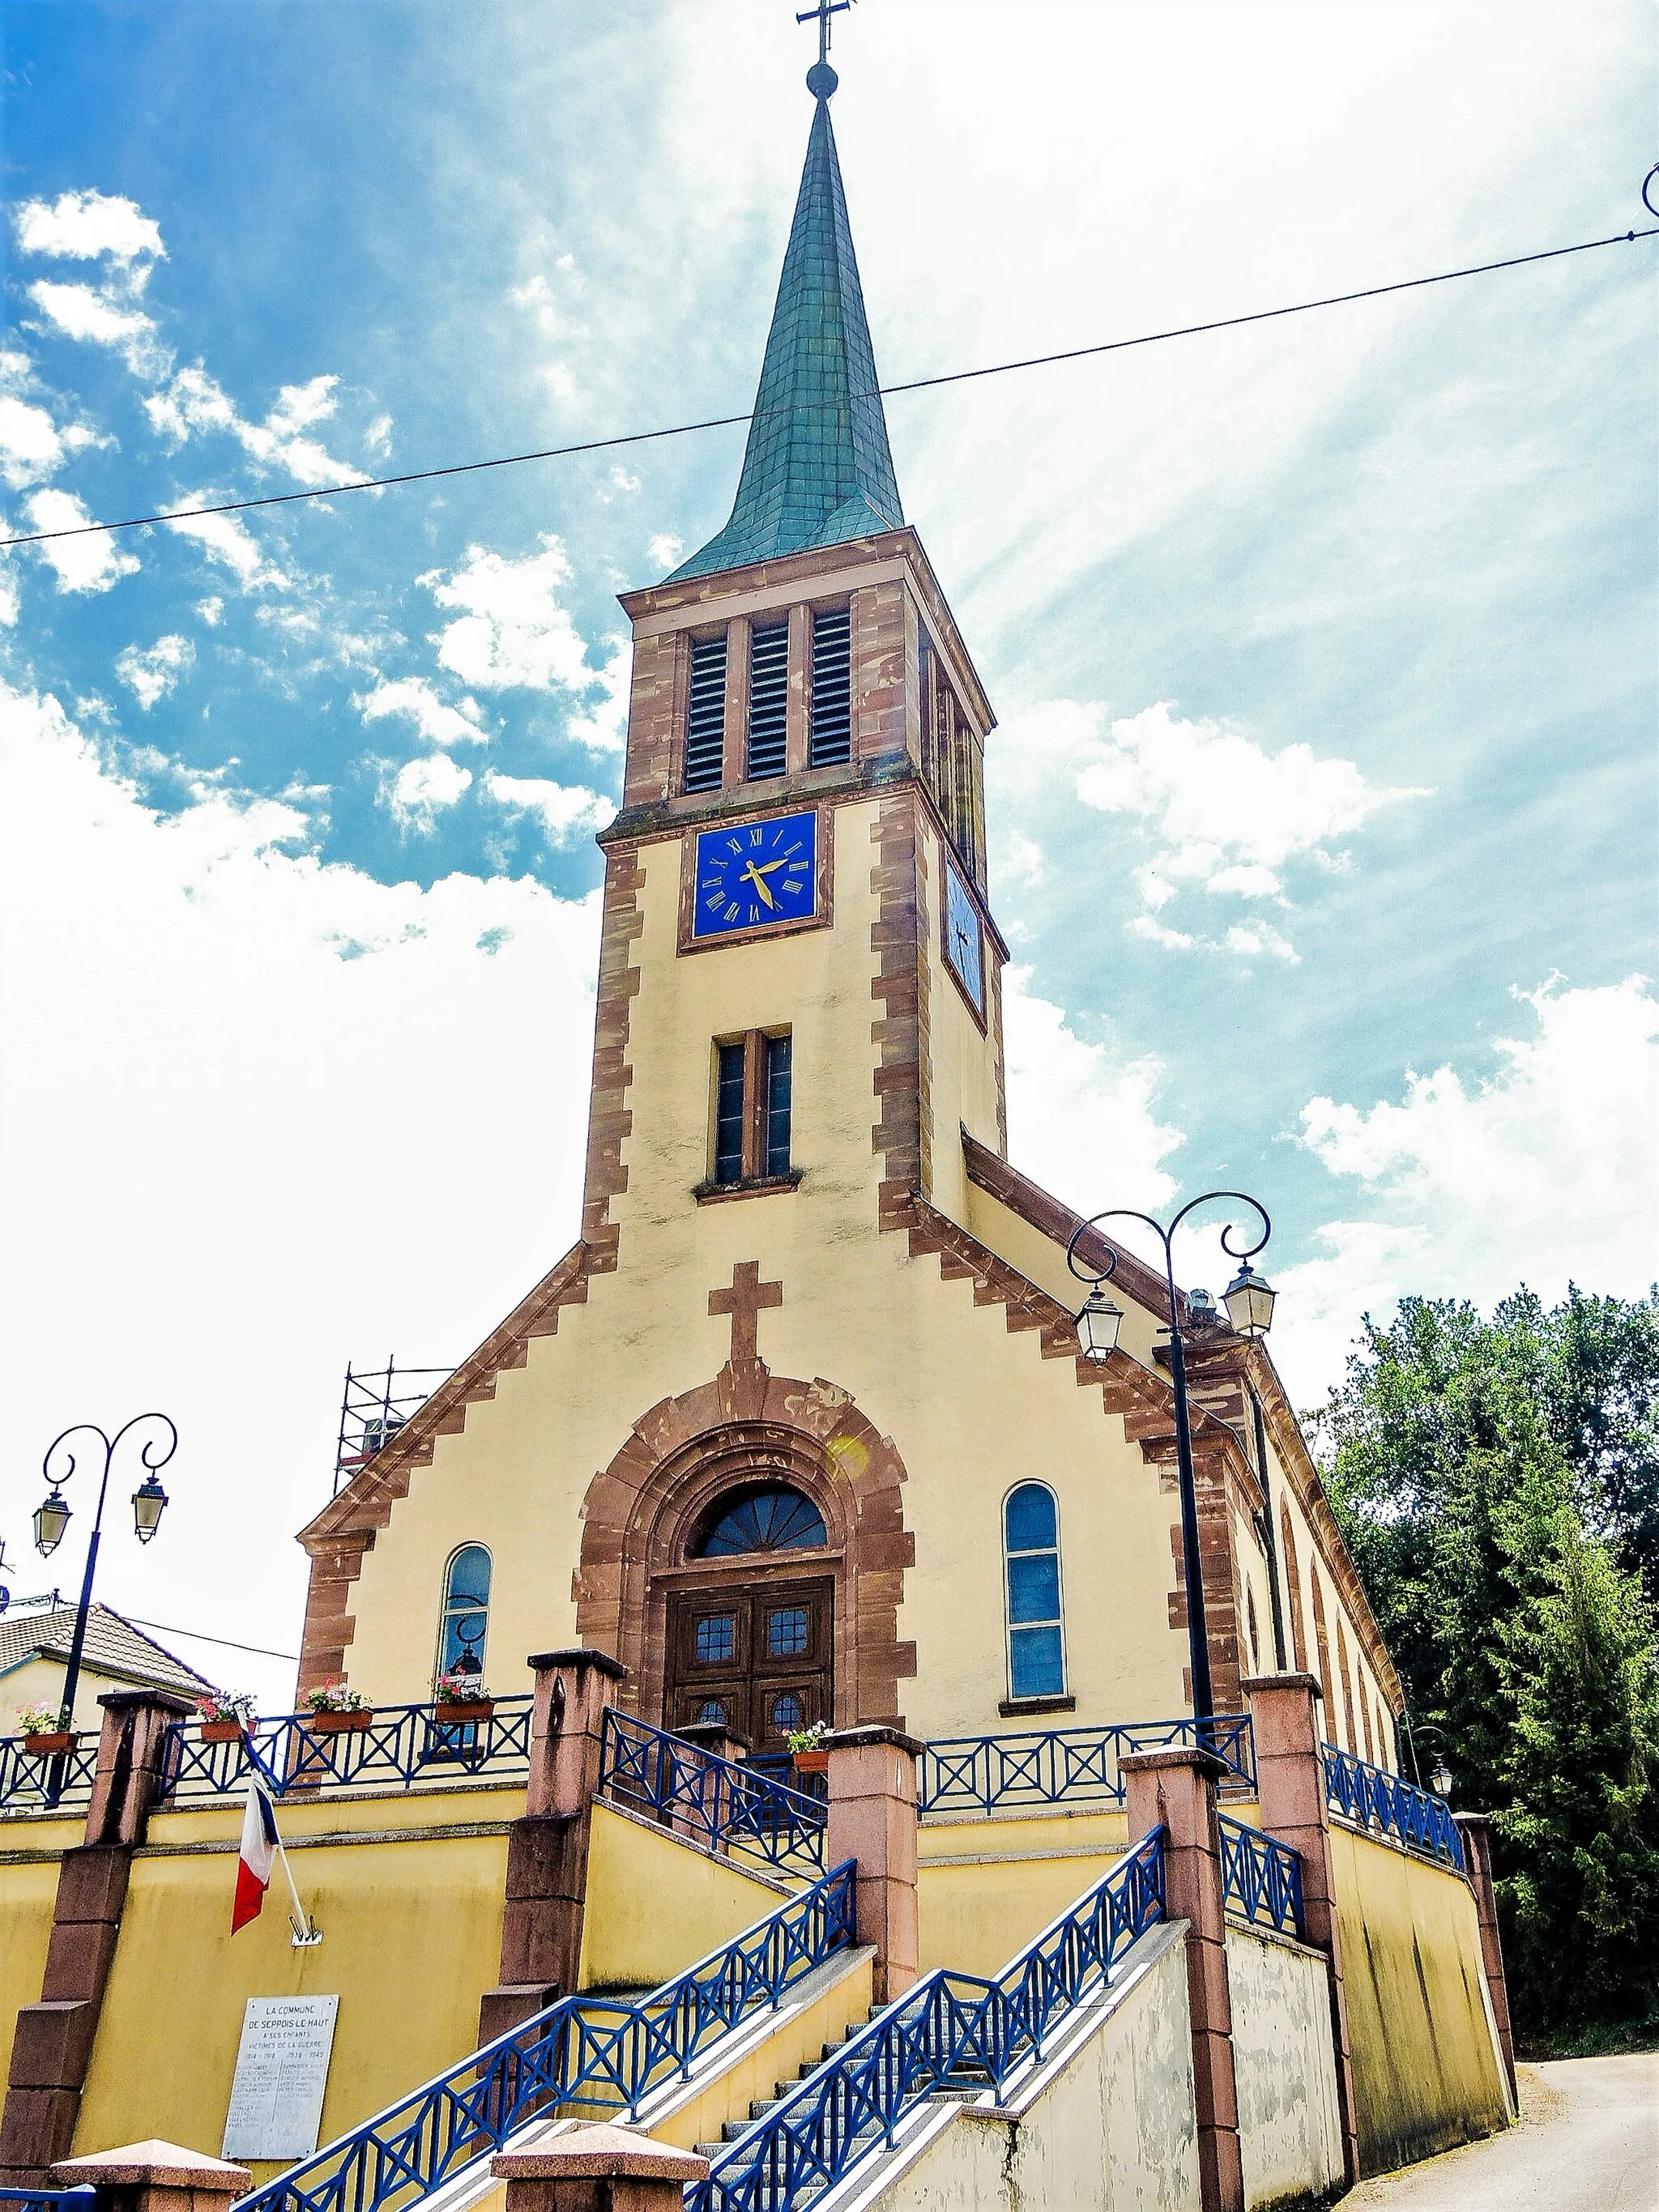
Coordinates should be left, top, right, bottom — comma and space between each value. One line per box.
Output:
296, 58, 1401, 1788
0, 34, 1518, 2212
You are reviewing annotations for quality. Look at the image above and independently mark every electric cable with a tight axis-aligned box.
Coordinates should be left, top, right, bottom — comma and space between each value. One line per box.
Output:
123, 1614, 301, 1662
2, 218, 1654, 554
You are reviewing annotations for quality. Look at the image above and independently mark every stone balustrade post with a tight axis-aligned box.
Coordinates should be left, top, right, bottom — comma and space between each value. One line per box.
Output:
668, 1721, 748, 1851
1121, 1746, 1243, 2212
479, 1649, 629, 2047
49, 2141, 251, 2212
1455, 1812, 1518, 2106
0, 1690, 194, 2184
494, 2125, 706, 2212
822, 1725, 920, 2006
1242, 1672, 1360, 2186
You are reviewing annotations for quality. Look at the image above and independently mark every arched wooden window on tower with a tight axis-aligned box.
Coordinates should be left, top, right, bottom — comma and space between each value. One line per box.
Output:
664, 1485, 833, 1754
1279, 1501, 1309, 1674
437, 1543, 492, 1682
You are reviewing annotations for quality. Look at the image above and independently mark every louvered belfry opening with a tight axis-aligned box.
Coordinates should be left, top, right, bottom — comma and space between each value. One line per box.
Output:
808, 605, 852, 767
747, 619, 790, 778
684, 633, 729, 792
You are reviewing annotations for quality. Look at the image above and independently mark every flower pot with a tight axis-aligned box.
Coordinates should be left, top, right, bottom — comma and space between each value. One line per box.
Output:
434, 1701, 494, 1724
791, 1749, 829, 1776
309, 1708, 373, 1733
23, 1733, 75, 1758
200, 1720, 247, 1744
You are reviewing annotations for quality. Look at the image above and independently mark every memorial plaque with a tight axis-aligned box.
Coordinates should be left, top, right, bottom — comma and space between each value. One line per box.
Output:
223, 1994, 339, 2162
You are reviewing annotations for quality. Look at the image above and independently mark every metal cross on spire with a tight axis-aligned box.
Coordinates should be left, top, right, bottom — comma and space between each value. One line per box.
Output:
796, 0, 851, 97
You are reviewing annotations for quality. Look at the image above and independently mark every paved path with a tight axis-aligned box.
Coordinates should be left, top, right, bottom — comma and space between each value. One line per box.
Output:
1346, 2054, 1659, 2211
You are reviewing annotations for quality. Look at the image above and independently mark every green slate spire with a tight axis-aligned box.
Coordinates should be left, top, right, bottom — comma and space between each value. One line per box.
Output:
667, 79, 904, 582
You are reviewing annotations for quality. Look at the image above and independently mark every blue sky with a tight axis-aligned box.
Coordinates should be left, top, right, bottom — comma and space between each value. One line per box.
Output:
1, 0, 1654, 1702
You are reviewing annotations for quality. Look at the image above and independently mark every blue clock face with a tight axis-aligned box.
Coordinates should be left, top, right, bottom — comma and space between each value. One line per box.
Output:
944, 859, 986, 1015
692, 809, 819, 939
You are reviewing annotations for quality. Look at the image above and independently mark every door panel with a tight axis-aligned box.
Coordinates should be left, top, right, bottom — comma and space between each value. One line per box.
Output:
667, 1579, 832, 1753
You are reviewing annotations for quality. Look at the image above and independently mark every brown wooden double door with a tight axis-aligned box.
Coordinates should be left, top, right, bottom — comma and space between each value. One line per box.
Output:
666, 1579, 833, 1754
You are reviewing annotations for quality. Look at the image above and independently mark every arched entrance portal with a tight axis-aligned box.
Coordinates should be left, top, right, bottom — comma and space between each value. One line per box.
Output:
665, 1485, 832, 1752
574, 1371, 917, 1741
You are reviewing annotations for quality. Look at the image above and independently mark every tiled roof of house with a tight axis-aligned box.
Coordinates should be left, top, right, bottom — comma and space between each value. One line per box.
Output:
667, 91, 903, 581
0, 1600, 215, 1699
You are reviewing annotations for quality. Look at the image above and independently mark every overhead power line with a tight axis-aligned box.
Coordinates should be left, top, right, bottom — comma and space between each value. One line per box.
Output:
2, 220, 1653, 555
126, 1613, 301, 1662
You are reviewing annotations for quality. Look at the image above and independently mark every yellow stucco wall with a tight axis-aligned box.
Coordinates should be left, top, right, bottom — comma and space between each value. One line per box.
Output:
0, 1818, 81, 2087
2, 1655, 181, 1737
70, 1786, 517, 2176
578, 1800, 795, 1990
1328, 1821, 1512, 2174
918, 1809, 1129, 1976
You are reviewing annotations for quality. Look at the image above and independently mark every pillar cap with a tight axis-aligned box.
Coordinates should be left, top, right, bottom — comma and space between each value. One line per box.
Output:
493, 2124, 707, 2180
1452, 1810, 1492, 1831
95, 1688, 197, 1716
1119, 1745, 1230, 1783
52, 2142, 252, 2192
676, 1720, 750, 1754
822, 1724, 924, 1758
1240, 1671, 1324, 1699
524, 1647, 629, 1681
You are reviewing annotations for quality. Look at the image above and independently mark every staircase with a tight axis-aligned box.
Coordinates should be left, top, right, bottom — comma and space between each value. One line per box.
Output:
693, 2006, 881, 2163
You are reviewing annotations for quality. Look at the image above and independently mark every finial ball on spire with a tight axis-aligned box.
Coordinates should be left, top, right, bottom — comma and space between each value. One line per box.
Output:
806, 58, 838, 99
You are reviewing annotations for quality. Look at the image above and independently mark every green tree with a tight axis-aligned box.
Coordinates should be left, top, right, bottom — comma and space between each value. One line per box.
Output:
1310, 1285, 1659, 2041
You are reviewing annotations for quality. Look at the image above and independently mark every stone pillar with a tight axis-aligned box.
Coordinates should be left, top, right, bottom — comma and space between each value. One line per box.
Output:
1456, 1812, 1518, 2107
1243, 1672, 1360, 2186
1121, 1747, 1243, 2212
50, 2141, 251, 2212
0, 1690, 193, 2184
479, 1650, 628, 2048
668, 1722, 747, 1852
823, 1725, 920, 2007
494, 2125, 706, 2212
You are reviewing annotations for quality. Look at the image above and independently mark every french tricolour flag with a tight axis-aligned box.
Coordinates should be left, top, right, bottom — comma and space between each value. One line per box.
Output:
232, 1779, 280, 1933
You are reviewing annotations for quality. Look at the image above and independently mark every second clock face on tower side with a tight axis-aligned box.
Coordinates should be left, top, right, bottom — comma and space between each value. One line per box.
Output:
691, 809, 820, 940
943, 857, 987, 1016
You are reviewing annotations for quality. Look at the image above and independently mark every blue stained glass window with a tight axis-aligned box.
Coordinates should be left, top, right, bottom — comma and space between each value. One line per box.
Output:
695, 1614, 736, 1664
770, 1694, 805, 1734
768, 1606, 809, 1658
439, 1544, 492, 1677
1003, 1485, 1064, 1699
696, 1699, 728, 1726
697, 1487, 826, 1557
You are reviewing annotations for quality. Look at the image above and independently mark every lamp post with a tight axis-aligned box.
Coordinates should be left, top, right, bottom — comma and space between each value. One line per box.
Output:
1403, 1718, 1455, 1799
31, 1413, 176, 1789
1066, 1193, 1277, 1730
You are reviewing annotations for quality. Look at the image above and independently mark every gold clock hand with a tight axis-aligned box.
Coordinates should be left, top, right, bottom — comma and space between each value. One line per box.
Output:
741, 860, 778, 910
751, 855, 789, 873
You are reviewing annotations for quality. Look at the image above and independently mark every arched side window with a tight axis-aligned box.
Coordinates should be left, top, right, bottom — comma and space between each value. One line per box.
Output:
1003, 1483, 1065, 1701
1279, 1501, 1309, 1674
438, 1544, 493, 1680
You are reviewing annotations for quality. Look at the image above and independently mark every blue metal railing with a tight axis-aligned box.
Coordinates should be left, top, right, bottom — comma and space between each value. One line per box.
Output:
157, 1698, 535, 1803
917, 1713, 1255, 1817
235, 1859, 857, 2212
1218, 1813, 1304, 1938
690, 1828, 1166, 2212
1322, 1742, 1461, 1868
598, 1710, 827, 1880
0, 1736, 100, 1815
0, 2189, 98, 2212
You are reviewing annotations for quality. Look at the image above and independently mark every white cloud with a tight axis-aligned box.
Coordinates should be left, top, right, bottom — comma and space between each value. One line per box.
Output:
608, 467, 642, 496
145, 366, 352, 488
423, 537, 592, 693
364, 413, 393, 457
1077, 702, 1424, 906
0, 569, 18, 628
0, 394, 103, 489
565, 638, 629, 753
358, 677, 488, 749
1273, 977, 1659, 1401
28, 280, 164, 375
196, 595, 224, 626
1001, 970, 1183, 1216
162, 498, 290, 590
24, 488, 140, 594
646, 533, 684, 570
483, 771, 616, 843
116, 633, 196, 710
1222, 920, 1299, 965
384, 752, 473, 832
0, 680, 596, 1708
14, 190, 164, 262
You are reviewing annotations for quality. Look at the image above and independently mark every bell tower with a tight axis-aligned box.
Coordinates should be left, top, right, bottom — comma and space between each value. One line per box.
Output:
586, 42, 1006, 1274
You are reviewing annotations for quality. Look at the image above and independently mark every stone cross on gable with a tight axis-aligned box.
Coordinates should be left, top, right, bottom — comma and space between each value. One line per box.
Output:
709, 1260, 783, 1365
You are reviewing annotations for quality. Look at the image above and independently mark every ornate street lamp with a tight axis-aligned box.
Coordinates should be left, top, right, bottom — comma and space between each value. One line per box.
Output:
1067, 1191, 1276, 1730
31, 1413, 177, 1796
